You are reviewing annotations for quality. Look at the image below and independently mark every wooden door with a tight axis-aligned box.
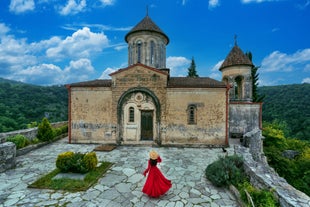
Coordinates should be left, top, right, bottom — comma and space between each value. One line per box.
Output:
141, 110, 153, 140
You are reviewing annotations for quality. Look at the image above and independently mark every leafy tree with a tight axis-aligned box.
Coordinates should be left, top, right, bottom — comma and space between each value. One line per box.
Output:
245, 52, 265, 102
263, 121, 310, 196
187, 57, 198, 77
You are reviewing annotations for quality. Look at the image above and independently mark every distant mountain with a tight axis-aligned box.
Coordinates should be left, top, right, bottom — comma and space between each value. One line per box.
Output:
0, 78, 68, 132
259, 83, 310, 141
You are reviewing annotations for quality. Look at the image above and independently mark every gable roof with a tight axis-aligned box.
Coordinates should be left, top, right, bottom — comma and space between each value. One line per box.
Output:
109, 63, 168, 76
125, 15, 169, 44
219, 44, 253, 70
167, 77, 226, 88
66, 79, 112, 87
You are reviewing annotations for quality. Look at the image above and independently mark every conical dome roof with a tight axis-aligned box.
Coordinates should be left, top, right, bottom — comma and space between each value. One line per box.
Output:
125, 15, 169, 44
219, 44, 253, 70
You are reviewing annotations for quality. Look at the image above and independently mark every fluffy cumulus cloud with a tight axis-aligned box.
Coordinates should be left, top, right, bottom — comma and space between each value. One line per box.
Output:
0, 23, 111, 85
258, 48, 310, 85
11, 64, 63, 85
63, 59, 95, 83
0, 25, 37, 75
166, 56, 191, 77
46, 27, 109, 60
59, 0, 86, 15
9, 0, 35, 14
302, 77, 310, 84
98, 67, 117, 79
261, 49, 310, 72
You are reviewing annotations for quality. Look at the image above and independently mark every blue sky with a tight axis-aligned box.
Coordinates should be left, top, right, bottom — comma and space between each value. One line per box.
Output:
0, 0, 309, 86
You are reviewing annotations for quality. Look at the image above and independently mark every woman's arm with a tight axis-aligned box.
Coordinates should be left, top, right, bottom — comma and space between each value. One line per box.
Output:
143, 160, 150, 176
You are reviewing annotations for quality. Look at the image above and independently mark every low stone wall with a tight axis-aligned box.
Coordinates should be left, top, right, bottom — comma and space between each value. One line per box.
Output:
0, 121, 67, 141
235, 145, 310, 207
0, 121, 67, 173
0, 138, 16, 173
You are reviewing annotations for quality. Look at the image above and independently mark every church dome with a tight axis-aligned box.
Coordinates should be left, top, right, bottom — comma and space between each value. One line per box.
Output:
219, 44, 253, 70
125, 15, 169, 44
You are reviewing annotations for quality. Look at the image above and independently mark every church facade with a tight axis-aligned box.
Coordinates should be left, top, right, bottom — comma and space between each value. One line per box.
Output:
66, 15, 262, 147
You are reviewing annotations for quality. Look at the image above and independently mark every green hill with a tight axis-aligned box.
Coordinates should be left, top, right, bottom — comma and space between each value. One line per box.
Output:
0, 78, 68, 132
259, 83, 310, 141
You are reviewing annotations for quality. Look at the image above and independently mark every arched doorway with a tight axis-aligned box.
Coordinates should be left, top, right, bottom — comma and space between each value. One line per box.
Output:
117, 88, 161, 144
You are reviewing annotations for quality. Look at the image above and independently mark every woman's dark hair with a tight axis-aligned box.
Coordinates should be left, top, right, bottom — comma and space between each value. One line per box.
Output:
150, 158, 157, 166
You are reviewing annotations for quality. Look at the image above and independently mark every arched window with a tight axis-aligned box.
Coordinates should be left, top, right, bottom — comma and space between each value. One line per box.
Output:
234, 76, 243, 100
129, 107, 134, 122
150, 40, 155, 65
137, 41, 142, 63
187, 104, 197, 125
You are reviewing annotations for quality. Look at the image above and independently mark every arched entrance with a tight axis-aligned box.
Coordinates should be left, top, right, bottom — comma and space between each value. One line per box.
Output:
117, 88, 161, 144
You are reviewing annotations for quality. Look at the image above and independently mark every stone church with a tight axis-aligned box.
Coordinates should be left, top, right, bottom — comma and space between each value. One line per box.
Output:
66, 14, 262, 147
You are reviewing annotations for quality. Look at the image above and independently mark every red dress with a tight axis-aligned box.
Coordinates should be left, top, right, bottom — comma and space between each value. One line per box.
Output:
142, 156, 172, 198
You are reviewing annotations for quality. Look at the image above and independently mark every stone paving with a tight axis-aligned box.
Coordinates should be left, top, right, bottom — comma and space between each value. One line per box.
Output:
0, 138, 240, 207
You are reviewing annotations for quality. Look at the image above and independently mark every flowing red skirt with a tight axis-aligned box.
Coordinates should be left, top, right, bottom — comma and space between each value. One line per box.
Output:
142, 166, 172, 198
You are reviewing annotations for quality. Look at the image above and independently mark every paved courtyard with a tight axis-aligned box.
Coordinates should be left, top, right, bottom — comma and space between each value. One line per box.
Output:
0, 138, 240, 207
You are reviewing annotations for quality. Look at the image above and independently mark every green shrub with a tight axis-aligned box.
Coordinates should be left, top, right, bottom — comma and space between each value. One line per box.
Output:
53, 124, 68, 137
83, 152, 98, 171
37, 118, 54, 142
56, 151, 75, 172
6, 134, 30, 149
238, 181, 279, 207
56, 151, 98, 173
205, 155, 245, 187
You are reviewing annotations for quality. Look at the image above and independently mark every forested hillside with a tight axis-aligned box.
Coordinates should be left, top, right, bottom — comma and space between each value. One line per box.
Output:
0, 78, 68, 132
259, 83, 310, 141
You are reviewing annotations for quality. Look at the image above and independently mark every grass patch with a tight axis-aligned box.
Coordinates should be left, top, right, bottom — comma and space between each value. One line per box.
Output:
28, 162, 113, 192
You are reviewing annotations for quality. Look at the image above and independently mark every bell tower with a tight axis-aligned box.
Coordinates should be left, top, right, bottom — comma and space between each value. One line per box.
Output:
219, 38, 254, 102
125, 14, 169, 69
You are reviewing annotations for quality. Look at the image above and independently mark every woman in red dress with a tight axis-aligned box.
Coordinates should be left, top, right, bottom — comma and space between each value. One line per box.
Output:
142, 150, 172, 198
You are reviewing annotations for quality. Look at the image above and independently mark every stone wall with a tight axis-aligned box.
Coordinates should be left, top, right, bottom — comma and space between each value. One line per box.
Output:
0, 121, 67, 141
229, 103, 262, 138
0, 121, 67, 172
164, 88, 227, 146
234, 129, 310, 207
0, 137, 16, 173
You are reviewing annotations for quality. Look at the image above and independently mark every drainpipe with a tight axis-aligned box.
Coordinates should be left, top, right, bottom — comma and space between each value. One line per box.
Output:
225, 84, 232, 146
65, 85, 72, 144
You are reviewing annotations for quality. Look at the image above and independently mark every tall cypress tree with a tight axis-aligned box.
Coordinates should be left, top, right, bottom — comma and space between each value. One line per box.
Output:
245, 52, 265, 102
187, 57, 199, 77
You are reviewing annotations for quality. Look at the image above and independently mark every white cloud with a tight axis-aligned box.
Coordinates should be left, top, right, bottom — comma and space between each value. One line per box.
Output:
46, 27, 109, 60
261, 49, 310, 72
100, 0, 115, 6
302, 78, 310, 84
166, 56, 191, 76
9, 0, 35, 14
0, 23, 112, 85
209, 0, 220, 9
211, 60, 224, 71
59, 0, 86, 15
0, 27, 37, 75
11, 64, 63, 85
98, 67, 117, 79
63, 59, 95, 83
0, 23, 10, 35
241, 0, 277, 3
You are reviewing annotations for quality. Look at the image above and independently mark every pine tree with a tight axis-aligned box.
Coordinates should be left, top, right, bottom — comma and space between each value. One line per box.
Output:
245, 52, 265, 102
187, 57, 199, 77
